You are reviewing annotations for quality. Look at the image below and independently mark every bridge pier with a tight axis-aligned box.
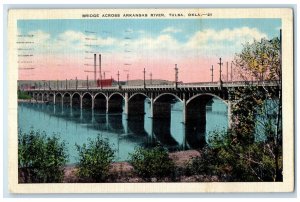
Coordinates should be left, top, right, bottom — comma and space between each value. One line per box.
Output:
124, 93, 129, 114
92, 97, 95, 109
182, 97, 186, 124
185, 98, 211, 149
106, 99, 109, 113
150, 97, 154, 118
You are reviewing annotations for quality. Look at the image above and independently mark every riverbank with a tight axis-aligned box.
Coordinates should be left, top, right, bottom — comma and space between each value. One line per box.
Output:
63, 150, 219, 183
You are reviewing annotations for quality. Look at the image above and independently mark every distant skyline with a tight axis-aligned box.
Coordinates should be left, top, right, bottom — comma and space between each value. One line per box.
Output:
17, 18, 281, 82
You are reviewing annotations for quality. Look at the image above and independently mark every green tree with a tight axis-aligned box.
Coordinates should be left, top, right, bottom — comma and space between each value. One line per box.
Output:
76, 136, 115, 182
18, 129, 68, 183
229, 36, 282, 181
189, 37, 282, 182
18, 90, 32, 99
129, 146, 175, 181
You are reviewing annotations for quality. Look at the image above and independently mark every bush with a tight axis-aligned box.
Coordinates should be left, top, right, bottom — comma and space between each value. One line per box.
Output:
76, 136, 115, 182
18, 129, 68, 183
129, 146, 175, 181
18, 91, 31, 99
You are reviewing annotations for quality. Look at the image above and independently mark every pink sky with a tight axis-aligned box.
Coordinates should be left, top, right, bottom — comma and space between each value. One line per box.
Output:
19, 55, 234, 83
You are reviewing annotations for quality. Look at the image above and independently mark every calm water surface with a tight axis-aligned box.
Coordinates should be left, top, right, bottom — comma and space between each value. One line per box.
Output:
18, 98, 228, 164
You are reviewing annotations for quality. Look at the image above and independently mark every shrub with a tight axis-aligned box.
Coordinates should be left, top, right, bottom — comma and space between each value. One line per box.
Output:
18, 91, 31, 99
129, 146, 175, 181
18, 129, 68, 183
76, 136, 115, 182
187, 146, 222, 176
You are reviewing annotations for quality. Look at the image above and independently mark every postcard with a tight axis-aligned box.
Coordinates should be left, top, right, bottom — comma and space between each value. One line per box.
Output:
8, 8, 294, 193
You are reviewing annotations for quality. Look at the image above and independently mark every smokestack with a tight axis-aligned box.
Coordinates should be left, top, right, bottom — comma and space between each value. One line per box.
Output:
94, 54, 96, 82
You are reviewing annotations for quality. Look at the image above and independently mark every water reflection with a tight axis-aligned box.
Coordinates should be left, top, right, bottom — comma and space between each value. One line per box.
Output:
18, 98, 228, 163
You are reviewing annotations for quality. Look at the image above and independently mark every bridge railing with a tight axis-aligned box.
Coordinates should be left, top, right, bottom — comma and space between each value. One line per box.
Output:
21, 80, 279, 92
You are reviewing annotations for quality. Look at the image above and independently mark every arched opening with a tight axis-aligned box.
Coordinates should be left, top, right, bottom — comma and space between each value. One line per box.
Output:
94, 93, 107, 112
152, 93, 183, 148
63, 93, 71, 107
43, 93, 48, 102
32, 93, 37, 101
37, 93, 43, 101
72, 93, 81, 108
107, 93, 125, 134
55, 93, 63, 105
82, 93, 93, 109
108, 93, 124, 113
186, 94, 228, 149
127, 93, 151, 137
48, 93, 55, 104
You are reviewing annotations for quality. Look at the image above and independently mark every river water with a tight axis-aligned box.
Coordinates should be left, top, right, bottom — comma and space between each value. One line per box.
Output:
18, 98, 228, 164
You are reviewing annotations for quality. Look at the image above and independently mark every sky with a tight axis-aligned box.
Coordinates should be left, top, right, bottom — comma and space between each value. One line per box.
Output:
17, 18, 281, 82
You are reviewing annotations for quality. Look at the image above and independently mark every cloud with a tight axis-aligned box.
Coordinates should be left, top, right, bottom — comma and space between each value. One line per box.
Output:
22, 30, 118, 55
161, 27, 182, 34
28, 30, 51, 42
21, 26, 268, 61
186, 27, 267, 48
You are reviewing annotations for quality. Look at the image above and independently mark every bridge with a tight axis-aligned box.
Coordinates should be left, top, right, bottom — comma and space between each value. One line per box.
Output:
22, 81, 278, 148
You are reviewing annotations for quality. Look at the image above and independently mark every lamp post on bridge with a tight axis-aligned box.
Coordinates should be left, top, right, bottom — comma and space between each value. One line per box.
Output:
174, 64, 178, 89
218, 58, 223, 87
210, 65, 214, 82
150, 72, 152, 85
75, 77, 78, 90
87, 75, 89, 90
143, 68, 146, 89
117, 70, 120, 88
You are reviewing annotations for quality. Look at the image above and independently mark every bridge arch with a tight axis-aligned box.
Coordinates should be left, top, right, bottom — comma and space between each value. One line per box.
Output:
43, 93, 48, 101
186, 93, 228, 106
128, 93, 150, 102
71, 92, 81, 108
55, 93, 63, 105
127, 93, 151, 117
153, 93, 183, 104
55, 92, 63, 97
94, 92, 108, 100
94, 92, 107, 111
108, 93, 125, 113
63, 92, 72, 107
185, 93, 229, 149
37, 92, 43, 101
108, 92, 125, 101
82, 92, 93, 99
82, 92, 93, 109
48, 93, 55, 104
152, 93, 182, 147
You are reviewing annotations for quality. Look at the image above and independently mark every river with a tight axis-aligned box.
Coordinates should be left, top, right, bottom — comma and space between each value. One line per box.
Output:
18, 98, 228, 164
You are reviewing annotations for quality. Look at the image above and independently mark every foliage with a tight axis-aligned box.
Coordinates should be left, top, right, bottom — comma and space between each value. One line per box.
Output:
129, 146, 175, 181
234, 37, 280, 81
18, 90, 31, 100
189, 36, 283, 182
75, 135, 115, 182
206, 129, 230, 148
187, 146, 226, 177
18, 129, 68, 183
227, 36, 282, 181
